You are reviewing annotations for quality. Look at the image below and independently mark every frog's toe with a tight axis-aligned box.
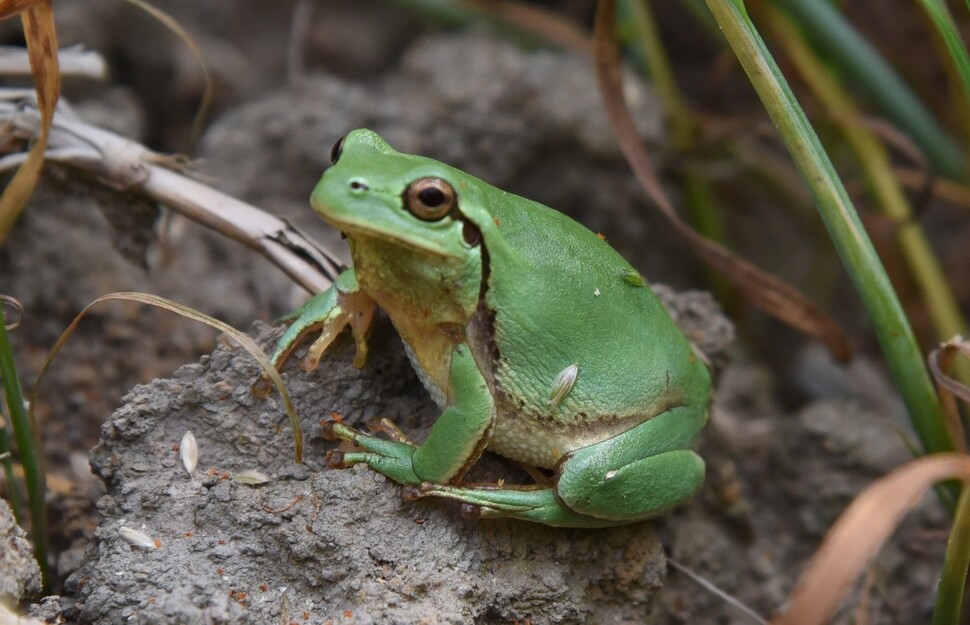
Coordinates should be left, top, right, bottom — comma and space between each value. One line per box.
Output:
325, 449, 347, 468
320, 419, 348, 441
365, 417, 416, 444
400, 483, 432, 500
458, 503, 481, 520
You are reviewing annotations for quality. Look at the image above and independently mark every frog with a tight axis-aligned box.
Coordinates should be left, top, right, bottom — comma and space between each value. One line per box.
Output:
272, 128, 711, 528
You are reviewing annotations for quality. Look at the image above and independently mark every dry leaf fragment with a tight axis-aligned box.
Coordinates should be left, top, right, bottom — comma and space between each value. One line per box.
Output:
774, 454, 970, 624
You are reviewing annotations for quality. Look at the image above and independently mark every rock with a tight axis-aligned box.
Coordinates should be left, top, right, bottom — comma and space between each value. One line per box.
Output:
64, 309, 731, 624
0, 498, 41, 604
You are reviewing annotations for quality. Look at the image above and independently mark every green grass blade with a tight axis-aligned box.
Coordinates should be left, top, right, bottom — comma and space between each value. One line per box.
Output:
765, 7, 969, 382
0, 303, 49, 590
934, 481, 970, 624
915, 0, 970, 121
775, 0, 967, 180
704, 0, 952, 457
619, 0, 732, 301
0, 389, 23, 523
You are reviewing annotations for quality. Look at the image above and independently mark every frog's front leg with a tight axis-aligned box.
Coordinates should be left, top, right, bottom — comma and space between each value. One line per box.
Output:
272, 269, 376, 371
325, 344, 495, 485
410, 404, 706, 528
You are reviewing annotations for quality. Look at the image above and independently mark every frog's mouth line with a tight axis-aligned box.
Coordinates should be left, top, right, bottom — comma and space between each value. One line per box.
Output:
319, 204, 476, 260
323, 216, 458, 259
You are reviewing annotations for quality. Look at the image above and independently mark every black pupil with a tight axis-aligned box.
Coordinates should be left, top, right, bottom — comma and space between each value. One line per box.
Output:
418, 187, 445, 207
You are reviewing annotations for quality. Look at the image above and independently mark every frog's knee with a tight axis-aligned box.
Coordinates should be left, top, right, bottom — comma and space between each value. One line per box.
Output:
557, 450, 704, 521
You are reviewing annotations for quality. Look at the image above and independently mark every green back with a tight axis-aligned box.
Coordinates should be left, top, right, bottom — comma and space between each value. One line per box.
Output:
460, 182, 710, 422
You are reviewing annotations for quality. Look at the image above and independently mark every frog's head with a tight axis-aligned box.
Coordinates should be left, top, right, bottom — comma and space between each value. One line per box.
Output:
311, 129, 483, 260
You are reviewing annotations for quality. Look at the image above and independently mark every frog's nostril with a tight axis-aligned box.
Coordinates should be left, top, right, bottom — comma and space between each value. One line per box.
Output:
349, 180, 369, 191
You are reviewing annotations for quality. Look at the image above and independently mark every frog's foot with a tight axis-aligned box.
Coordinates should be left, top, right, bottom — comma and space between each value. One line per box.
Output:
323, 420, 421, 484
271, 270, 376, 371
401, 482, 624, 528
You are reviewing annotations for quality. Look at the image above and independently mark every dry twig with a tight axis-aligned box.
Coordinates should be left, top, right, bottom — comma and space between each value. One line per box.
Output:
0, 90, 343, 294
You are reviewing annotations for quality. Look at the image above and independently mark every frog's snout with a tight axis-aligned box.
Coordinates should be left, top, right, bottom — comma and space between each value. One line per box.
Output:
348, 179, 370, 191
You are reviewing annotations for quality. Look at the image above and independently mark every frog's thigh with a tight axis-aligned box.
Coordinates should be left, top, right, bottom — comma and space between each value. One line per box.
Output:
556, 404, 705, 521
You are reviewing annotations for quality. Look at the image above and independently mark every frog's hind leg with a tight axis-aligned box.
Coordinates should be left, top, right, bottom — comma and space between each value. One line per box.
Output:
553, 404, 705, 523
412, 405, 706, 527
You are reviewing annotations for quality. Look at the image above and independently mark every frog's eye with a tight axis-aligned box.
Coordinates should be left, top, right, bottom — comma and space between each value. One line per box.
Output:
404, 177, 456, 221
330, 135, 346, 164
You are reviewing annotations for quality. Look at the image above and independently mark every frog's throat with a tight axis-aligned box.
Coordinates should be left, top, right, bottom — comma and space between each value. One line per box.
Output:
347, 231, 484, 396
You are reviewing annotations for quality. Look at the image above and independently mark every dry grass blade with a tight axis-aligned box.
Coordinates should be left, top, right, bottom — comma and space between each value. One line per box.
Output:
930, 338, 970, 404
774, 454, 970, 625
465, 0, 591, 54
0, 0, 42, 18
592, 0, 851, 362
27, 292, 305, 463
859, 117, 935, 211
0, 0, 60, 242
1, 295, 23, 330
895, 168, 970, 209
929, 338, 970, 455
667, 557, 768, 624
121, 0, 213, 148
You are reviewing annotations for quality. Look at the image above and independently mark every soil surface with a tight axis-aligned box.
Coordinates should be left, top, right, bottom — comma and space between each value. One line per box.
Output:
0, 2, 958, 624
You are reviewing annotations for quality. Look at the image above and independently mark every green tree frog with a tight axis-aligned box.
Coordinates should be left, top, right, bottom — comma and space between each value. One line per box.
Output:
272, 129, 711, 527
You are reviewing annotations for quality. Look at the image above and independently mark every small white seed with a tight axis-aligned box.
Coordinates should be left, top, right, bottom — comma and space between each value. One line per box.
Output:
180, 430, 198, 475
233, 470, 271, 485
548, 363, 579, 407
119, 526, 157, 549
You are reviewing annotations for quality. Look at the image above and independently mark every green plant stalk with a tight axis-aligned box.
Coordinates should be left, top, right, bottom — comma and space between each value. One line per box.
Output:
0, 305, 49, 589
0, 401, 24, 522
933, 479, 970, 624
915, 0, 970, 146
623, 0, 732, 300
916, 0, 970, 102
767, 8, 970, 383
774, 0, 966, 180
683, 170, 734, 304
624, 0, 692, 148
705, 0, 954, 457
